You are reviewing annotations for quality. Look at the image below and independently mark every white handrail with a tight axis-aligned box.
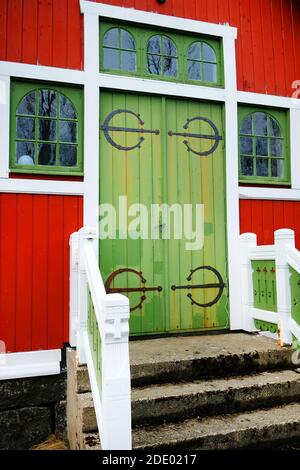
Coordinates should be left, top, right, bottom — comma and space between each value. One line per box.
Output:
70, 227, 131, 450
240, 228, 300, 346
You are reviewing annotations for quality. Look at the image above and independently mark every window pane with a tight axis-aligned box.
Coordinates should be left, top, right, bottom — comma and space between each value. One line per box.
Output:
39, 90, 57, 117
256, 137, 268, 156
39, 119, 56, 141
121, 30, 135, 50
203, 63, 217, 82
16, 117, 35, 140
240, 115, 252, 135
17, 92, 35, 115
147, 54, 161, 75
188, 42, 201, 60
269, 117, 281, 137
59, 144, 77, 167
254, 112, 267, 136
240, 136, 253, 155
103, 28, 119, 48
121, 50, 136, 72
203, 43, 216, 62
16, 142, 35, 164
59, 121, 77, 143
271, 159, 284, 178
38, 143, 56, 165
241, 156, 254, 176
163, 36, 177, 56
147, 35, 160, 54
256, 158, 269, 177
103, 48, 119, 69
188, 61, 201, 80
163, 57, 178, 77
60, 95, 77, 119
270, 138, 283, 157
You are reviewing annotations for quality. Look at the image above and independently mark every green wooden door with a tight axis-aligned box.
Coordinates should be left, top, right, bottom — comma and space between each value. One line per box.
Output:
100, 91, 229, 335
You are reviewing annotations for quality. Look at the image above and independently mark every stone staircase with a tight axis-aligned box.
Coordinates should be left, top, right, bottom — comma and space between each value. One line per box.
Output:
67, 333, 300, 450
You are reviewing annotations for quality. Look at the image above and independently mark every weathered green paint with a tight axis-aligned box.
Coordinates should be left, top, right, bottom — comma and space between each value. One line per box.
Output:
254, 319, 278, 334
290, 266, 300, 326
252, 260, 277, 312
99, 91, 228, 335
87, 287, 102, 395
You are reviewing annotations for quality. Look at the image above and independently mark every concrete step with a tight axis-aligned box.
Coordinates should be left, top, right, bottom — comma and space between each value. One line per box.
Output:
74, 334, 293, 392
132, 402, 300, 450
77, 370, 300, 432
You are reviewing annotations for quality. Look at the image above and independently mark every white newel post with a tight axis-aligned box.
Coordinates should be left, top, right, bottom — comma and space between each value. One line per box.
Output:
275, 229, 295, 345
69, 232, 79, 347
77, 227, 97, 364
240, 233, 257, 332
101, 293, 131, 450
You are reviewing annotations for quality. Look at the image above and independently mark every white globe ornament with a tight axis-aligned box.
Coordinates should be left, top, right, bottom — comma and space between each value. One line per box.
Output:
18, 155, 34, 165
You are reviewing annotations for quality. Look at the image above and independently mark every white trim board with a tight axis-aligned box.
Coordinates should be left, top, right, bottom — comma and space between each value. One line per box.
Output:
0, 178, 85, 196
239, 187, 300, 201
0, 349, 61, 380
0, 61, 85, 84
237, 91, 300, 110
80, 0, 237, 39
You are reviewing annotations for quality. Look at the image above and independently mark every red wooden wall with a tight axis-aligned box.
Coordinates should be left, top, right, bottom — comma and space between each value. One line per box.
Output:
0, 0, 299, 97
240, 200, 300, 250
0, 194, 83, 353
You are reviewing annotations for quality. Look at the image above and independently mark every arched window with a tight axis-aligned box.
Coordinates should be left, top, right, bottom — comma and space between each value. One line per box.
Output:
147, 35, 178, 78
239, 111, 286, 181
187, 41, 217, 83
103, 27, 136, 72
11, 84, 82, 174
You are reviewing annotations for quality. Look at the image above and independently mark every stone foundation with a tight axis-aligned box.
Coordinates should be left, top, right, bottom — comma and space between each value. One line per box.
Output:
0, 372, 67, 450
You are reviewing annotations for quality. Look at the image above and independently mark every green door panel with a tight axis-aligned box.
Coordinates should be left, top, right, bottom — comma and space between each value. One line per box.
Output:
99, 91, 229, 335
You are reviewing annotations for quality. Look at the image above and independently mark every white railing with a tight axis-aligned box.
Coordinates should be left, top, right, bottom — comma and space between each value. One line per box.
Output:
240, 228, 300, 346
69, 227, 131, 450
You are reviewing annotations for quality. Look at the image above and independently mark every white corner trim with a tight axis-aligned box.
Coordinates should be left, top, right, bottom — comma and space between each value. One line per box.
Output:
0, 349, 61, 380
0, 75, 10, 178
0, 61, 85, 85
290, 108, 300, 190
80, 0, 237, 39
237, 90, 300, 110
250, 307, 278, 324
239, 186, 300, 201
98, 73, 226, 102
0, 178, 85, 195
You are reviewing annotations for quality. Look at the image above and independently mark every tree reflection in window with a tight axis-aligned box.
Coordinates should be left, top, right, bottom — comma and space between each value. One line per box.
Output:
15, 89, 78, 168
103, 28, 136, 72
188, 41, 217, 83
147, 35, 178, 78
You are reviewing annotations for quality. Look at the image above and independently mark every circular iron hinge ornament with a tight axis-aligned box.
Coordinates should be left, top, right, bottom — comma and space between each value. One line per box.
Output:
105, 268, 163, 312
171, 265, 226, 308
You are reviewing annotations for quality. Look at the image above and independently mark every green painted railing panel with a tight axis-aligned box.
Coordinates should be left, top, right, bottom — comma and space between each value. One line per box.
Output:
87, 287, 102, 396
290, 266, 300, 326
254, 319, 278, 334
252, 260, 277, 312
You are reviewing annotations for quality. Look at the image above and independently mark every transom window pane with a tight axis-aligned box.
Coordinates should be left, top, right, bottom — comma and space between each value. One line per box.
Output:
239, 111, 286, 182
103, 27, 136, 73
14, 89, 79, 170
147, 35, 178, 78
188, 41, 217, 83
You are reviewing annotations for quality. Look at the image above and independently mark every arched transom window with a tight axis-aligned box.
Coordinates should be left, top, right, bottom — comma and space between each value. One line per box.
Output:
147, 35, 178, 78
239, 111, 287, 182
188, 41, 217, 83
11, 84, 83, 174
103, 27, 136, 72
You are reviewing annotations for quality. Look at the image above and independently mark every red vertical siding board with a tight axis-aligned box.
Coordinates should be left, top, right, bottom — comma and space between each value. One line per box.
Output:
292, 0, 300, 84
67, 0, 82, 70
196, 0, 208, 22
206, 1, 219, 24
282, 0, 296, 97
0, 195, 17, 353
260, 0, 276, 95
262, 200, 274, 245
37, 0, 53, 66
47, 196, 64, 349
0, 0, 7, 60
249, 0, 265, 94
15, 195, 33, 352
31, 196, 48, 350
22, 0, 38, 64
239, 200, 252, 234
217, 0, 230, 25
273, 200, 284, 231
6, 0, 22, 62
228, 0, 243, 91
52, 0, 67, 68
283, 201, 295, 233
294, 202, 300, 250
251, 199, 264, 244
239, 0, 255, 92
270, 0, 287, 96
